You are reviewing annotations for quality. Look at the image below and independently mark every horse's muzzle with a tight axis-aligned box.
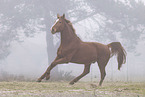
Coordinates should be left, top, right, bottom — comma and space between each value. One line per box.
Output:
51, 28, 56, 34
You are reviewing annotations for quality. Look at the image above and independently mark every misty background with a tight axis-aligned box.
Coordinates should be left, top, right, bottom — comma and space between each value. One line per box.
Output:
0, 0, 145, 82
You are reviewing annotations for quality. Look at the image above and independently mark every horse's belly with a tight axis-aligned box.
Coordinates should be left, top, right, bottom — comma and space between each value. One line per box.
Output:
70, 48, 97, 64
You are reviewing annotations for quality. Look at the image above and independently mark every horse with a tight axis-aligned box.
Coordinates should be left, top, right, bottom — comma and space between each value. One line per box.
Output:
37, 14, 126, 86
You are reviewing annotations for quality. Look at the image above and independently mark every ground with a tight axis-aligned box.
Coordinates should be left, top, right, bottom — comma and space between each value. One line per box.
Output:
0, 81, 144, 97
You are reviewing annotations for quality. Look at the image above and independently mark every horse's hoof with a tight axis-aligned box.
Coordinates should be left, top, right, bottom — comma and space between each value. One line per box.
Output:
69, 81, 74, 85
37, 78, 42, 82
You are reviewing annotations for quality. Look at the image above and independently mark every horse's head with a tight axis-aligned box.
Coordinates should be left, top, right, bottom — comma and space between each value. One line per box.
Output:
51, 14, 65, 34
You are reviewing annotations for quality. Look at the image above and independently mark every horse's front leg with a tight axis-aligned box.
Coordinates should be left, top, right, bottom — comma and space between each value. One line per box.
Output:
37, 56, 68, 82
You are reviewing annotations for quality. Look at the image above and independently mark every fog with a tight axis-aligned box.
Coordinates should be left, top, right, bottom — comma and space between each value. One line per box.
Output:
0, 0, 145, 82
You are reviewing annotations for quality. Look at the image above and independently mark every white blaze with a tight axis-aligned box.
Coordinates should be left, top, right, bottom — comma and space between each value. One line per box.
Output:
50, 19, 59, 31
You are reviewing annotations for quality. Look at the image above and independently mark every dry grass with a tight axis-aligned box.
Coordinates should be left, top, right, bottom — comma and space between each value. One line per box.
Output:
0, 81, 144, 97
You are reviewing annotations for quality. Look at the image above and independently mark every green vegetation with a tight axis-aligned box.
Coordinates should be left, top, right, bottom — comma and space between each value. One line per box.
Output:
0, 81, 144, 97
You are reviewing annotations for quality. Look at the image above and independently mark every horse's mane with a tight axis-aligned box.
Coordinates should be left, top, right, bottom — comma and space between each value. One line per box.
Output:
63, 18, 81, 40
64, 18, 75, 32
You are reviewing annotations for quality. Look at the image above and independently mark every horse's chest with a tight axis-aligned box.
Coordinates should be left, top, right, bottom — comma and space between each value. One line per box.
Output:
57, 46, 73, 57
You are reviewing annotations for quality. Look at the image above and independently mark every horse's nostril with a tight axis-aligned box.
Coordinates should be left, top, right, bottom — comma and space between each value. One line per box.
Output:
51, 28, 56, 34
52, 28, 54, 31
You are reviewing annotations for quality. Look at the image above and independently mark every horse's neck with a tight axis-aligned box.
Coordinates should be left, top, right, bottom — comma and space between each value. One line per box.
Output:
61, 24, 80, 46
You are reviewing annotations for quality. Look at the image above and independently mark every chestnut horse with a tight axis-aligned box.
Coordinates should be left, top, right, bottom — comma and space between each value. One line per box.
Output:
37, 14, 126, 86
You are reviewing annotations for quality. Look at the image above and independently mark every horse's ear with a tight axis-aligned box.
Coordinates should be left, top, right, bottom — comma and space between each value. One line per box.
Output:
57, 14, 60, 18
62, 14, 65, 18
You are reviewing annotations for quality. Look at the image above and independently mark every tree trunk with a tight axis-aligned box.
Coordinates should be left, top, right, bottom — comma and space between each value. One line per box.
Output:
45, 18, 59, 79
46, 30, 59, 72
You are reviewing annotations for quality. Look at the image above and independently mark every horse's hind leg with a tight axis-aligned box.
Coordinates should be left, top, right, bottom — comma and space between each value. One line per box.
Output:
98, 58, 109, 86
99, 65, 106, 86
69, 64, 91, 85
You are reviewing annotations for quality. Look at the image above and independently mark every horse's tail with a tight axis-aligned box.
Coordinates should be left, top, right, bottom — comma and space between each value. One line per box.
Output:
107, 42, 127, 70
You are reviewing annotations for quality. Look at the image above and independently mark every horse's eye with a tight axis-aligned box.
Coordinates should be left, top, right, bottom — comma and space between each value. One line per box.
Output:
59, 22, 61, 23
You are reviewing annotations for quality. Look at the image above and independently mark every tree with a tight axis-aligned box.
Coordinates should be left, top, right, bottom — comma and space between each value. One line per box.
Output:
84, 0, 145, 53
0, 0, 96, 77
1, 0, 143, 79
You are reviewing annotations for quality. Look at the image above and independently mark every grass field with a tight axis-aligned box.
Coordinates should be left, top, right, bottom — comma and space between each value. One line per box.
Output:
0, 81, 144, 97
